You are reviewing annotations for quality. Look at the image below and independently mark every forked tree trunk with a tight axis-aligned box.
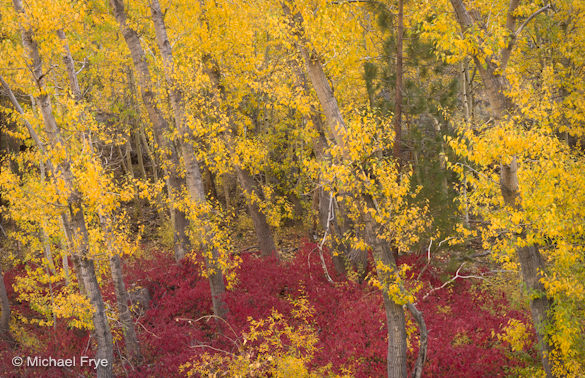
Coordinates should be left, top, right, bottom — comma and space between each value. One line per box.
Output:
149, 0, 228, 318
283, 3, 414, 375
109, 0, 190, 261
235, 167, 277, 258
449, 1, 557, 375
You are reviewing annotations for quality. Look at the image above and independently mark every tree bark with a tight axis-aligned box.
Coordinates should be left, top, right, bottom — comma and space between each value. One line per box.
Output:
148, 0, 228, 318
283, 4, 410, 375
394, 0, 404, 162
297, 68, 351, 276
0, 268, 12, 343
109, 253, 141, 363
59, 27, 142, 363
78, 255, 114, 378
235, 167, 277, 257
448, 1, 557, 375
363, 212, 408, 378
406, 302, 428, 378
9, 2, 115, 373
500, 157, 554, 376
109, 0, 190, 261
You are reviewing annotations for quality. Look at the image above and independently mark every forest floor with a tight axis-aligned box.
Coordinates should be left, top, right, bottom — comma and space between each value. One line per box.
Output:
1, 237, 543, 377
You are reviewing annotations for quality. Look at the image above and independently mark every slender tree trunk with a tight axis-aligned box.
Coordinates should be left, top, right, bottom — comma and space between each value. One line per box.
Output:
284, 4, 410, 375
60, 27, 142, 363
407, 302, 428, 378
109, 254, 141, 362
363, 212, 408, 378
449, 1, 558, 375
394, 0, 403, 163
235, 166, 277, 257
500, 157, 554, 376
5, 5, 114, 373
140, 131, 159, 182
148, 0, 228, 318
301, 72, 351, 276
222, 173, 233, 209
110, 0, 190, 261
61, 239, 71, 287
317, 188, 349, 275
124, 135, 135, 179
0, 268, 12, 342
78, 255, 114, 378
134, 130, 147, 179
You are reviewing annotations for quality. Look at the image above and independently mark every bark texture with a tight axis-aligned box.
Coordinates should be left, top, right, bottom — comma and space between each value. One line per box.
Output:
449, 1, 557, 375
7, 4, 114, 374
110, 0, 190, 261
0, 268, 12, 342
149, 0, 228, 318
109, 253, 141, 362
283, 3, 410, 375
235, 167, 277, 257
60, 26, 142, 362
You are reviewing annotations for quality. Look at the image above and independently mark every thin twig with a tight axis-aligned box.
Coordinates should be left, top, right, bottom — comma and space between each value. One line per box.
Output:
422, 263, 484, 300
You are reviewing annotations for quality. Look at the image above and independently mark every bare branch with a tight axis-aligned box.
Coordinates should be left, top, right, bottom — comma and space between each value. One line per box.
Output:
0, 75, 45, 152
310, 193, 336, 284
514, 4, 552, 38
423, 263, 484, 300
502, 3, 552, 69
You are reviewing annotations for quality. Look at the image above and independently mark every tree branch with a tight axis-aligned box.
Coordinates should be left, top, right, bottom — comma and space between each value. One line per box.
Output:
502, 3, 552, 70
423, 263, 484, 300
514, 4, 552, 38
406, 302, 427, 378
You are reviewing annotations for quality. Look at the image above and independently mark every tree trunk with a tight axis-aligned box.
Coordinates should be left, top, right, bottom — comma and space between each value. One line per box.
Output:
139, 131, 159, 182
394, 0, 404, 163
109, 0, 190, 262
148, 0, 228, 318
134, 130, 147, 179
5, 6, 114, 373
449, 1, 557, 375
364, 213, 408, 378
300, 71, 351, 276
124, 134, 135, 179
500, 157, 554, 376
0, 268, 12, 342
235, 166, 277, 258
60, 27, 142, 364
283, 4, 410, 375
317, 188, 348, 275
78, 256, 114, 378
109, 254, 141, 363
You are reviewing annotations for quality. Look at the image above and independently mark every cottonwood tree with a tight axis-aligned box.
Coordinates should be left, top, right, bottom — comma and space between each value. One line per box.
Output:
279, 1, 430, 376
422, 0, 585, 375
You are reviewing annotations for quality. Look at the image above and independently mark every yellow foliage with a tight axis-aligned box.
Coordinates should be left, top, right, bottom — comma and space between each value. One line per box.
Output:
181, 292, 350, 377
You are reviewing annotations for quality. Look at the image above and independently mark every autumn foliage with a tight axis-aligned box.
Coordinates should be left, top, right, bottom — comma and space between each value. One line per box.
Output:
1, 242, 539, 376
2, 0, 585, 376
